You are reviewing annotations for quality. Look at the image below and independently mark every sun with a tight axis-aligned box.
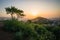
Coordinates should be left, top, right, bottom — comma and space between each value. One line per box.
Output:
30, 10, 38, 16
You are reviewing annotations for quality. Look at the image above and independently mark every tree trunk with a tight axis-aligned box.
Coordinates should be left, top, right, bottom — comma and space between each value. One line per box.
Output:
11, 14, 13, 20
17, 15, 20, 20
17, 14, 20, 20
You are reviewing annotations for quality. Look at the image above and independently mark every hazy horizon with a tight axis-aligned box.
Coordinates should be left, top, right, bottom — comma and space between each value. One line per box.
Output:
0, 0, 60, 19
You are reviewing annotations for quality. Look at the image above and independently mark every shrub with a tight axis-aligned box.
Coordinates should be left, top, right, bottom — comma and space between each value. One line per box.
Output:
34, 25, 56, 40
3, 19, 35, 32
14, 28, 39, 40
52, 27, 60, 40
2, 19, 58, 40
14, 24, 56, 40
38, 31, 56, 40
34, 25, 47, 35
3, 19, 25, 32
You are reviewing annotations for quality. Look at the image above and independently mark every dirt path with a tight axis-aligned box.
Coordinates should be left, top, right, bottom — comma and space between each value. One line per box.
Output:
0, 22, 14, 40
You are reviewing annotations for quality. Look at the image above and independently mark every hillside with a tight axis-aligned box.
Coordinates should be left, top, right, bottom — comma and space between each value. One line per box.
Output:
31, 17, 52, 24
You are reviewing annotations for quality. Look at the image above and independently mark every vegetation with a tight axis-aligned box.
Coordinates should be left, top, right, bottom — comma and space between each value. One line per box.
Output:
5, 6, 24, 20
0, 6, 60, 40
2, 19, 60, 40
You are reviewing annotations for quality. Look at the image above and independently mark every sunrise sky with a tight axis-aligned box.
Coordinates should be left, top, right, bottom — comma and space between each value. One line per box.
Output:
0, 0, 60, 19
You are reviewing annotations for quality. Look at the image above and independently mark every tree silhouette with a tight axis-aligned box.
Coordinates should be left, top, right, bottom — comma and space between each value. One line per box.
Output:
16, 9, 24, 19
5, 6, 24, 20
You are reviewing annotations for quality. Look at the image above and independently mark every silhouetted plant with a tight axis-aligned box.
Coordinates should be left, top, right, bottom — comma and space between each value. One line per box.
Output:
5, 6, 24, 20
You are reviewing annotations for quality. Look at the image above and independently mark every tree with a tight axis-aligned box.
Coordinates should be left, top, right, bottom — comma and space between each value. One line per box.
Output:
16, 9, 24, 20
5, 6, 16, 19
5, 6, 24, 20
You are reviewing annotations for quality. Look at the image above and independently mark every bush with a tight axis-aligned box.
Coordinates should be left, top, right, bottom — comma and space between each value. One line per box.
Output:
3, 19, 35, 32
34, 25, 47, 35
52, 27, 60, 40
14, 28, 39, 40
38, 31, 56, 40
34, 25, 56, 40
3, 19, 25, 32
2, 19, 58, 40
14, 24, 56, 40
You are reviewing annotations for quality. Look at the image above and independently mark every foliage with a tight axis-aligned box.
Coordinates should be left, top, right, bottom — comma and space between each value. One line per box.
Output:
5, 6, 24, 19
2, 19, 60, 40
14, 30, 38, 40
3, 19, 22, 32
52, 27, 60, 40
34, 25, 56, 40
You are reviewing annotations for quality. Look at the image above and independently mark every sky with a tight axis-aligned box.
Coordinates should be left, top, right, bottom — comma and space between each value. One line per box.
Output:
0, 0, 60, 19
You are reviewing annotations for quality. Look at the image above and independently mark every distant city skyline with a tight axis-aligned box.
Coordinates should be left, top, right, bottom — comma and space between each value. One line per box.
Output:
0, 0, 60, 19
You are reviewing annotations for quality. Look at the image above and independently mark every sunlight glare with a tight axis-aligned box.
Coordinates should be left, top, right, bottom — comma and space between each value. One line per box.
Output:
30, 10, 38, 16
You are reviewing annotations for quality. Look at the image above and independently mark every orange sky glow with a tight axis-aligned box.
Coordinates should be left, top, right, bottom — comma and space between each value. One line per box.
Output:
0, 0, 60, 19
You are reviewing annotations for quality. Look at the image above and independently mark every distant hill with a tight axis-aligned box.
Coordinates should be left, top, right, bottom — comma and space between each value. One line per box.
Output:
31, 17, 52, 24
